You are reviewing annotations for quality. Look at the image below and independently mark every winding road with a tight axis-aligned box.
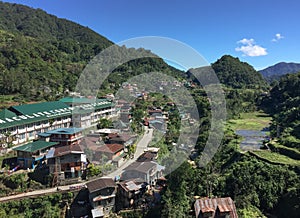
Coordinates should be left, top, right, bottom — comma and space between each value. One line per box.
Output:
107, 127, 153, 178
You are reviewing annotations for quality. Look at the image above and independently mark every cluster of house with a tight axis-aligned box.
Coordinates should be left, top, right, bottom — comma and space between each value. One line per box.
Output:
8, 127, 86, 182
69, 147, 166, 218
143, 109, 168, 133
69, 176, 238, 218
81, 130, 137, 167
7, 127, 140, 183
0, 97, 116, 147
0, 94, 239, 217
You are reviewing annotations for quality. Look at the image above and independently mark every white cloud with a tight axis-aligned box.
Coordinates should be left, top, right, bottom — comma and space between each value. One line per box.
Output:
235, 38, 267, 57
272, 33, 284, 42
238, 38, 255, 45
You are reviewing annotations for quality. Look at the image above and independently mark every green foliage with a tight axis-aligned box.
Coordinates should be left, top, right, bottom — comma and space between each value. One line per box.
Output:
161, 162, 195, 217
97, 118, 113, 129
237, 205, 267, 218
275, 187, 300, 218
0, 2, 112, 100
225, 89, 264, 118
119, 210, 143, 218
0, 193, 65, 217
3, 173, 27, 191
261, 72, 300, 147
86, 163, 102, 177
224, 156, 299, 211
212, 55, 267, 89
127, 143, 137, 157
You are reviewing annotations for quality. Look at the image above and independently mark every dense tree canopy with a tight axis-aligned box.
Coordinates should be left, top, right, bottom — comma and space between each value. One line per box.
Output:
212, 55, 267, 89
0, 1, 113, 100
262, 72, 300, 148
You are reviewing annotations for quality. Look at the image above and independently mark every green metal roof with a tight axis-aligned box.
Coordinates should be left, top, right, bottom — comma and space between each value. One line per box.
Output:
0, 110, 72, 130
60, 97, 110, 104
0, 109, 17, 119
45, 127, 83, 135
38, 132, 52, 137
10, 101, 69, 115
0, 99, 113, 130
60, 97, 95, 104
13, 141, 58, 153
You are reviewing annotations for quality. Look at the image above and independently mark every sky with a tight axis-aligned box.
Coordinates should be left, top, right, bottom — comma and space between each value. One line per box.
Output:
2, 0, 300, 70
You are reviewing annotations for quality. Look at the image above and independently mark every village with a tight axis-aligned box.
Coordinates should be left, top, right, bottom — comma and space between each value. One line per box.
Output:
0, 82, 238, 218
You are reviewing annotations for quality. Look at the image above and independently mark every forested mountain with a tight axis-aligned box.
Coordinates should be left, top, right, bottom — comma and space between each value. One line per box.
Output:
0, 1, 186, 102
0, 1, 113, 100
212, 55, 267, 89
188, 56, 266, 118
262, 72, 300, 148
260, 62, 300, 83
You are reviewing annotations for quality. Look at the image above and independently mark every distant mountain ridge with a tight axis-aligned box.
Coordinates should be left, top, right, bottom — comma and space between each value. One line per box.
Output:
260, 62, 300, 82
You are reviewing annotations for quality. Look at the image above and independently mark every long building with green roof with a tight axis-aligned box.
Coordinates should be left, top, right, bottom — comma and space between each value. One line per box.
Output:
9, 101, 70, 115
0, 97, 116, 146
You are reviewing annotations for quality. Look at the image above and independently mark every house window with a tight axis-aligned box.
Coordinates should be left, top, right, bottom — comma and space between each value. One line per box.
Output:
19, 133, 26, 140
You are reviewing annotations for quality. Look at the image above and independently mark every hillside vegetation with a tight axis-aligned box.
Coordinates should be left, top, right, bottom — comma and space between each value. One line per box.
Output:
0, 1, 112, 100
0, 2, 186, 103
212, 55, 267, 89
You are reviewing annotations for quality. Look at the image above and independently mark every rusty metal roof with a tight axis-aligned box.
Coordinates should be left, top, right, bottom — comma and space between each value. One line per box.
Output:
194, 197, 238, 218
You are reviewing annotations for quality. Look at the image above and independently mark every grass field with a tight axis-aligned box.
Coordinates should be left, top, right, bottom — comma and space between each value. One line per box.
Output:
228, 111, 272, 131
252, 150, 300, 166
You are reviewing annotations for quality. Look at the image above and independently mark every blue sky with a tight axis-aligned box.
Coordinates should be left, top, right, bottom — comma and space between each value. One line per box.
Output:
3, 0, 300, 70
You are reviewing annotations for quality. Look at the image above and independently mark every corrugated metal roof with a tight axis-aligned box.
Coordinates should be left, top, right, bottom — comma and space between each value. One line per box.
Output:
0, 99, 113, 130
119, 178, 146, 192
0, 111, 71, 129
10, 101, 69, 115
60, 97, 96, 104
194, 197, 238, 218
12, 141, 58, 153
60, 97, 109, 104
45, 127, 83, 135
96, 143, 124, 154
46, 144, 84, 158
0, 109, 17, 119
53, 144, 84, 157
124, 161, 157, 173
86, 177, 116, 193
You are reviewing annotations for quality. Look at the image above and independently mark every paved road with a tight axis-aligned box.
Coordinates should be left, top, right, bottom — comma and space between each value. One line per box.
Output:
0, 128, 153, 202
0, 182, 85, 202
107, 127, 153, 178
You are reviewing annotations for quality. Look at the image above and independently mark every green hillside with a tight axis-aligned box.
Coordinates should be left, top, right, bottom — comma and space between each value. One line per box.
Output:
262, 72, 300, 149
0, 1, 112, 100
0, 2, 186, 103
212, 55, 267, 89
